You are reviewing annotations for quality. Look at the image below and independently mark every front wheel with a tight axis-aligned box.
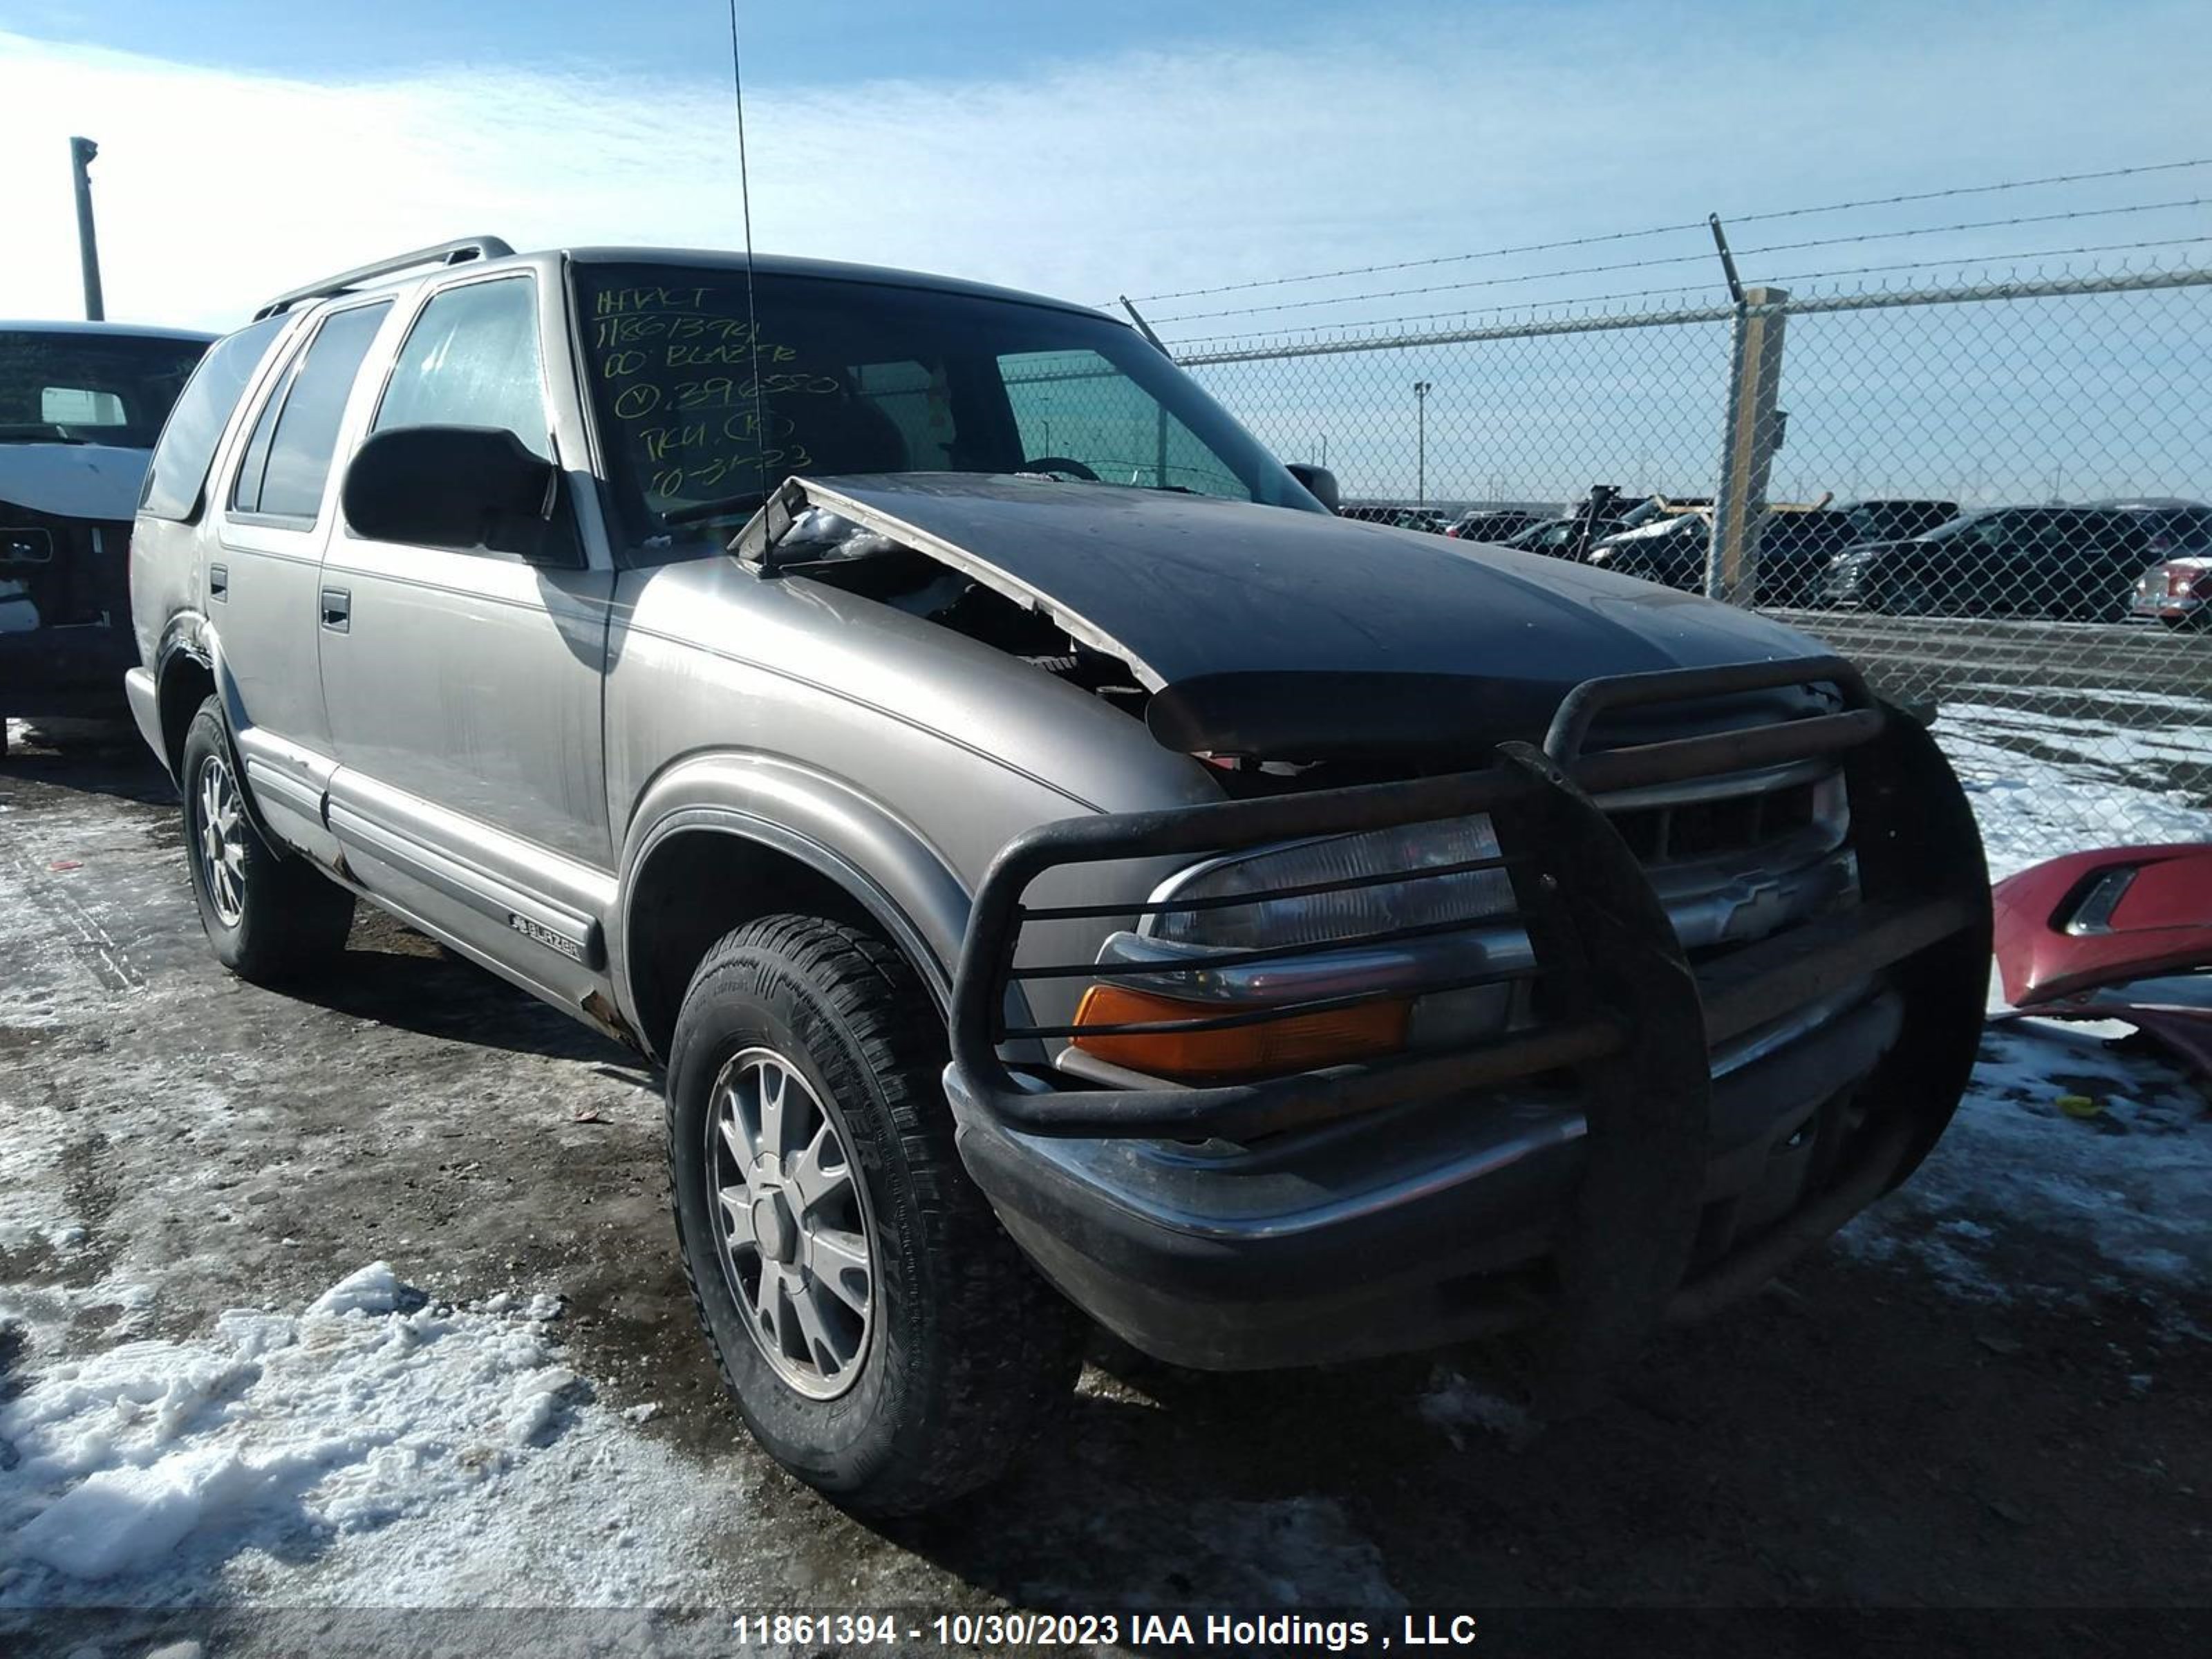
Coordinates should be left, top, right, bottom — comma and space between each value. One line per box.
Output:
1870, 570, 1938, 617
180, 699, 353, 982
666, 914, 1083, 1515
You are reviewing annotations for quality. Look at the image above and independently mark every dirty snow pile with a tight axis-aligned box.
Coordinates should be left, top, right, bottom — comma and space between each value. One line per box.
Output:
0, 1264, 581, 1592
1936, 697, 2212, 881
1841, 1021, 2212, 1317
1417, 1369, 1536, 1450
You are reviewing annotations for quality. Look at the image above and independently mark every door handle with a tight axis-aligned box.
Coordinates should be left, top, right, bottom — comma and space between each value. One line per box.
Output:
320, 587, 351, 632
209, 563, 228, 601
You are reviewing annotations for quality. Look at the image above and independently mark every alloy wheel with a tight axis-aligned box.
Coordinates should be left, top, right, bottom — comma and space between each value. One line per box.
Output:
196, 754, 250, 928
705, 1046, 876, 1399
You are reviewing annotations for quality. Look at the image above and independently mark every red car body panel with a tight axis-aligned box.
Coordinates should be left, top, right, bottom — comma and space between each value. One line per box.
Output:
1991, 843, 2212, 1006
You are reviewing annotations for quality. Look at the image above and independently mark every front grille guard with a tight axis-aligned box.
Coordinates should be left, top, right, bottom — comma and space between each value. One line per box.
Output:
948, 655, 1984, 1147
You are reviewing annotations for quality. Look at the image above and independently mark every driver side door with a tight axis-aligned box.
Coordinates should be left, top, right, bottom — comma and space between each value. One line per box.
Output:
318, 272, 619, 1002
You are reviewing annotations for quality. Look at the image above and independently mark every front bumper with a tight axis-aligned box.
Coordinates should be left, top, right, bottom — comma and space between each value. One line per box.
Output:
950, 988, 1906, 1368
944, 657, 1991, 1373
1824, 556, 1875, 605
2132, 596, 2204, 623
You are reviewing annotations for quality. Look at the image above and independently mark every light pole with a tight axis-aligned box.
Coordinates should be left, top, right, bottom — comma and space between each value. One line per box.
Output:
69, 136, 105, 322
1413, 381, 1432, 507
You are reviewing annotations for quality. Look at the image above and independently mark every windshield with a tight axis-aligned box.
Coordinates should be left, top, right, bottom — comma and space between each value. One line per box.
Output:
0, 330, 207, 448
572, 263, 1322, 552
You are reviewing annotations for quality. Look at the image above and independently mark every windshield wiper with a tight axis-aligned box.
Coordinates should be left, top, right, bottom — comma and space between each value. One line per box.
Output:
661, 488, 771, 527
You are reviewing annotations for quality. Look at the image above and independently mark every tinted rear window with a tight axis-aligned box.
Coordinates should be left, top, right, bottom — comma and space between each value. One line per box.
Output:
0, 328, 207, 452
140, 317, 285, 523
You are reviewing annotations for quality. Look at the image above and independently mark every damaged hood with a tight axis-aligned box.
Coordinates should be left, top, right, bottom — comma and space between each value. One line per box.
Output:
0, 442, 151, 522
758, 473, 1839, 761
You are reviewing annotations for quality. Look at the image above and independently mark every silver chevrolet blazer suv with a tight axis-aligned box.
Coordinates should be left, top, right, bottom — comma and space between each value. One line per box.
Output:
127, 236, 1991, 1513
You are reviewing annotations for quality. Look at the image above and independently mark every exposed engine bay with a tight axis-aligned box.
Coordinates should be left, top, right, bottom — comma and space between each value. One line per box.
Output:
776, 504, 1156, 721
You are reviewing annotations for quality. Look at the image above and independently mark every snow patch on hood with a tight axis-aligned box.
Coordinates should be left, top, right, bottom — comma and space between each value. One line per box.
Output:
0, 442, 151, 521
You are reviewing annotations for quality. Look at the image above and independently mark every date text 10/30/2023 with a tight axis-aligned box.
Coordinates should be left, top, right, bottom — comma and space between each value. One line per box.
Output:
722, 1613, 1481, 1649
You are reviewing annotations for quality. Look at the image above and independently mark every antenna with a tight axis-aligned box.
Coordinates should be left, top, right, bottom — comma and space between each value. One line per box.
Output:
727, 1, 769, 489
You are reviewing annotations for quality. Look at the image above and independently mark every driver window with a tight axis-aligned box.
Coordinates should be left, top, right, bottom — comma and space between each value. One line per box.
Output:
375, 278, 550, 457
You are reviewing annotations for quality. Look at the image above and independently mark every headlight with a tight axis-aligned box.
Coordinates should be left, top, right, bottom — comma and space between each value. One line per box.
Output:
1139, 814, 1513, 950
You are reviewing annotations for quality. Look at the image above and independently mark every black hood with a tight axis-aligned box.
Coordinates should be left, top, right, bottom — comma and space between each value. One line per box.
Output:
753, 474, 1841, 761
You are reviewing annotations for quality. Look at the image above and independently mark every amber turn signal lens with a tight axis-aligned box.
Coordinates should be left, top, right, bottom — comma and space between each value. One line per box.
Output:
1067, 984, 1410, 1082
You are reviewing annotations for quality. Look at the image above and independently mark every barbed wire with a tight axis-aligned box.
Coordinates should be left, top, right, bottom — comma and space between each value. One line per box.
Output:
1150, 198, 2212, 324
1159, 238, 2212, 351
1116, 156, 2212, 306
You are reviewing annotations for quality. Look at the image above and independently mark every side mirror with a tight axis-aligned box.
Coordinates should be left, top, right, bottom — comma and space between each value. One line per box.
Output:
1285, 462, 1340, 513
342, 424, 569, 563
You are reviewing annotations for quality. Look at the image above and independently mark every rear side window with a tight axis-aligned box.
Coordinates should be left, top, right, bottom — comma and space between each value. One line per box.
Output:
139, 318, 283, 521
373, 277, 550, 454
232, 301, 390, 523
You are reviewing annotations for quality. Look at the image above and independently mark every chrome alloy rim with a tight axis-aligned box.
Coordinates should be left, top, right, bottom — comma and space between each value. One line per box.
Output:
196, 754, 249, 928
704, 1047, 874, 1399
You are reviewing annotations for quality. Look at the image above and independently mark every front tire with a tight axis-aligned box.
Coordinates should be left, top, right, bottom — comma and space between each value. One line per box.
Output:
666, 914, 1082, 1516
1870, 570, 1938, 617
180, 699, 353, 983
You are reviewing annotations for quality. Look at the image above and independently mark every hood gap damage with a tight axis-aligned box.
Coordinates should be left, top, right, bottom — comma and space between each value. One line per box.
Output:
732, 474, 1838, 794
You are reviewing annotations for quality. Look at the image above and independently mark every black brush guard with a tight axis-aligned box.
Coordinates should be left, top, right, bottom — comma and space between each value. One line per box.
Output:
948, 656, 1992, 1365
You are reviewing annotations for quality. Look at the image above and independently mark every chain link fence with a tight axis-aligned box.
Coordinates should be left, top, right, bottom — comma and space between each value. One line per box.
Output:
1174, 265, 2212, 870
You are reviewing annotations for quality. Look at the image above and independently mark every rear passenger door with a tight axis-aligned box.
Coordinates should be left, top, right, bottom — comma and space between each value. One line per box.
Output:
210, 299, 393, 852
317, 272, 618, 991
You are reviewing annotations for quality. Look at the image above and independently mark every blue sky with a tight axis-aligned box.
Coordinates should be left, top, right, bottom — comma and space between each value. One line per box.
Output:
3, 1, 2209, 500
6, 0, 2209, 332
3, 0, 1340, 84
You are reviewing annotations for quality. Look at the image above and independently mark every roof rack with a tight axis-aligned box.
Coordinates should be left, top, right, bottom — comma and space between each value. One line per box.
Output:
252, 236, 516, 321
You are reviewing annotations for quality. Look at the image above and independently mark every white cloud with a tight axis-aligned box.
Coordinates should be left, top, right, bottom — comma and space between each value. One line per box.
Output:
1, 8, 2208, 335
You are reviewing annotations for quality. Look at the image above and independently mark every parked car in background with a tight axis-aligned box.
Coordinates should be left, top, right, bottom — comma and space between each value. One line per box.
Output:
1836, 498, 1958, 547
1340, 503, 1451, 533
1827, 500, 2212, 620
1, 321, 212, 753
1586, 510, 1709, 585
2133, 556, 2210, 628
129, 234, 1989, 1515
1443, 507, 1547, 543
1501, 485, 1656, 561
1588, 503, 1848, 607
1506, 515, 1607, 559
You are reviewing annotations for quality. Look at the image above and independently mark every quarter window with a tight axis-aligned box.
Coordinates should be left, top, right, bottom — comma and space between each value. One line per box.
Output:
232, 302, 391, 523
142, 315, 283, 521
374, 279, 548, 454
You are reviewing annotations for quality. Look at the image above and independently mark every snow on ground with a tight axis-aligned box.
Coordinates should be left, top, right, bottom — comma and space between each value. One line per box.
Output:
1840, 1019, 2212, 1327
1936, 698, 2212, 880
1417, 1369, 1537, 1450
0, 1260, 775, 1609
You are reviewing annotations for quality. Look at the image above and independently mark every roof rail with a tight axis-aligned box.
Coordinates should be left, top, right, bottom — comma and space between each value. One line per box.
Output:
252, 236, 516, 321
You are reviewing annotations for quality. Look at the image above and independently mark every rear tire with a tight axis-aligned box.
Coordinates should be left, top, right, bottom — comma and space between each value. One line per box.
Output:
667, 913, 1083, 1516
180, 699, 353, 983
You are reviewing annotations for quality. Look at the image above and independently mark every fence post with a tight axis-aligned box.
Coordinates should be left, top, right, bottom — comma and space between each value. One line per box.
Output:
1705, 285, 1788, 604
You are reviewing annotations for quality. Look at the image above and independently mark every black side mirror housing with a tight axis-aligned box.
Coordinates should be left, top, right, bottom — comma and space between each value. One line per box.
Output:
342, 424, 570, 563
1285, 462, 1340, 514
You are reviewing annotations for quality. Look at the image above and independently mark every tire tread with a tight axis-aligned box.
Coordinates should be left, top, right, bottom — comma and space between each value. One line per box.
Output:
666, 912, 1081, 1515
